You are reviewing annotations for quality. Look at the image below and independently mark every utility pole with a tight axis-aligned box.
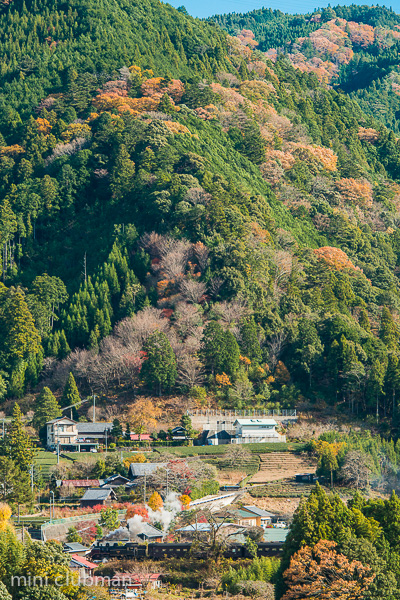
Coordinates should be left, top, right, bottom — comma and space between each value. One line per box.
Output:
166, 468, 169, 498
144, 473, 146, 504
30, 464, 34, 493
50, 491, 54, 523
93, 395, 96, 423
105, 428, 108, 454
56, 422, 60, 464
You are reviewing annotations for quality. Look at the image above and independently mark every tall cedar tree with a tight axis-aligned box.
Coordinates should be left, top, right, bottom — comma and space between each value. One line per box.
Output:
203, 322, 240, 376
141, 331, 177, 395
8, 404, 36, 471
33, 387, 62, 431
61, 372, 81, 409
239, 316, 262, 363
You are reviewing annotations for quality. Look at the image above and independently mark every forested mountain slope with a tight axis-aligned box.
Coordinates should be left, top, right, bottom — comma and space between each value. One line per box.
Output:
210, 4, 400, 132
2, 0, 400, 427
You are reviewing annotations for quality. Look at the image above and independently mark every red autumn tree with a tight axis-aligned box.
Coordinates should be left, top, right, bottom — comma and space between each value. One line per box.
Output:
126, 504, 150, 521
282, 539, 374, 600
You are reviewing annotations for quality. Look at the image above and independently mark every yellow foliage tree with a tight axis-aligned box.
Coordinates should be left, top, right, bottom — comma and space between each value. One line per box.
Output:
147, 491, 163, 512
179, 494, 191, 509
129, 398, 162, 441
0, 503, 12, 531
216, 373, 231, 387
124, 454, 147, 468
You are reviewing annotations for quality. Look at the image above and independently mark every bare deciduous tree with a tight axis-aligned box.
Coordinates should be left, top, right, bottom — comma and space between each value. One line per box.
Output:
212, 299, 249, 327
339, 451, 373, 489
266, 330, 288, 370
175, 302, 204, 338
223, 445, 252, 469
208, 277, 224, 299
177, 355, 205, 389
179, 279, 206, 304
192, 241, 209, 272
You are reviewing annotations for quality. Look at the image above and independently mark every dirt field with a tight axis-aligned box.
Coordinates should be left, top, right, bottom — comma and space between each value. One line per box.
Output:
249, 452, 316, 483
240, 491, 301, 516
217, 470, 247, 485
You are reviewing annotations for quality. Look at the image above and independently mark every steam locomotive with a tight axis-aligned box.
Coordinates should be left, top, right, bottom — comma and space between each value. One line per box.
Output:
90, 540, 283, 561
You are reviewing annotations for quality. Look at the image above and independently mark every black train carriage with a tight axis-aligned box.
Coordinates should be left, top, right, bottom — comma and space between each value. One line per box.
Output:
90, 541, 283, 561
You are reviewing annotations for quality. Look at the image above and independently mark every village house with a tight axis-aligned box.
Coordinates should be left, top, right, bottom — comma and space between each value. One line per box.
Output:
80, 487, 117, 508
128, 462, 168, 481
198, 429, 232, 446
46, 417, 112, 451
69, 554, 97, 579
57, 479, 104, 496
100, 474, 131, 489
127, 522, 163, 542
63, 542, 90, 556
242, 505, 276, 528
129, 433, 152, 442
232, 419, 286, 444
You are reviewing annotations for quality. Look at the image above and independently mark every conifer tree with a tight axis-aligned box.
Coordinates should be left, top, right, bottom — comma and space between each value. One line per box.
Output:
33, 387, 62, 431
240, 317, 262, 363
61, 372, 81, 409
141, 331, 177, 395
380, 307, 399, 350
111, 419, 123, 439
8, 404, 36, 471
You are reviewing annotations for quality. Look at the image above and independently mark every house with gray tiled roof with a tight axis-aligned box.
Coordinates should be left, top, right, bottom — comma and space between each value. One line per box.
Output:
80, 487, 117, 508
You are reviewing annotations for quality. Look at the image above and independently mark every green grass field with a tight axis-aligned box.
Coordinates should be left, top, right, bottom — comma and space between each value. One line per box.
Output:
35, 451, 60, 480
156, 442, 308, 457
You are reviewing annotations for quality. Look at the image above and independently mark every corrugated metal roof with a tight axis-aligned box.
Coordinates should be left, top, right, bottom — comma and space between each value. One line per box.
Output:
129, 463, 168, 477
62, 480, 101, 487
243, 505, 276, 518
136, 523, 163, 538
234, 419, 277, 426
64, 542, 89, 552
81, 488, 114, 501
76, 422, 112, 433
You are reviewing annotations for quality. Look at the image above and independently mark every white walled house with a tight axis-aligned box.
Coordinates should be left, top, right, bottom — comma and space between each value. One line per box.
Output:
46, 417, 112, 451
47, 417, 77, 448
232, 418, 286, 443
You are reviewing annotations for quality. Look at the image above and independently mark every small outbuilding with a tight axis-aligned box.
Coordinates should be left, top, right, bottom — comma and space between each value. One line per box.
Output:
80, 487, 117, 508
63, 542, 89, 556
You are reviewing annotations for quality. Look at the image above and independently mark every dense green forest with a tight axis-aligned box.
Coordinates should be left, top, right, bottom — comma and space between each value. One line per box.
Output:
210, 4, 400, 132
2, 0, 400, 431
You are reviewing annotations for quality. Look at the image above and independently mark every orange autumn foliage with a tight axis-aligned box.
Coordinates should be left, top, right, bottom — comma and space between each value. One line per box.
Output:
282, 539, 374, 600
237, 29, 259, 48
163, 121, 190, 135
179, 494, 191, 509
141, 77, 185, 102
125, 504, 149, 521
314, 247, 360, 272
216, 373, 232, 387
35, 118, 51, 133
335, 178, 373, 207
274, 361, 291, 384
267, 150, 296, 170
358, 127, 379, 143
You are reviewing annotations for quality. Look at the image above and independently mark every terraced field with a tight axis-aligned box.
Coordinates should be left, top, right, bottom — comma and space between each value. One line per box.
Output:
249, 452, 317, 484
